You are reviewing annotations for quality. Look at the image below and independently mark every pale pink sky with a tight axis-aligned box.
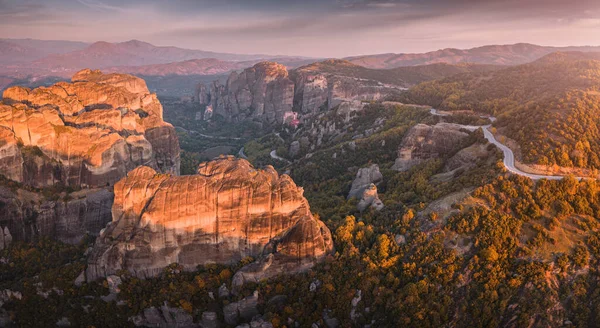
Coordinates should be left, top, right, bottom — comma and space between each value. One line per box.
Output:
0, 0, 599, 57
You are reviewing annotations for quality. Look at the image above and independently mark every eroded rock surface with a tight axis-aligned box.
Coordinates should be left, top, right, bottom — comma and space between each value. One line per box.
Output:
0, 70, 180, 244
86, 156, 333, 281
357, 184, 384, 212
392, 123, 470, 171
198, 61, 401, 124
199, 62, 294, 123
0, 186, 113, 243
0, 69, 180, 188
348, 164, 383, 200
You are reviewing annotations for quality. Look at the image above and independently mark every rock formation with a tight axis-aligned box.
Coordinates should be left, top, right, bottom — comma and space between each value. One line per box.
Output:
197, 61, 401, 124
0, 69, 179, 187
130, 304, 197, 328
347, 164, 384, 212
348, 164, 383, 199
198, 62, 294, 123
392, 123, 470, 171
0, 69, 180, 243
0, 187, 113, 244
356, 184, 384, 212
86, 156, 333, 281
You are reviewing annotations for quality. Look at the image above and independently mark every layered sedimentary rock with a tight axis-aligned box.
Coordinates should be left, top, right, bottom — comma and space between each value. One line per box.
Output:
197, 61, 400, 124
0, 69, 180, 188
0, 70, 180, 243
198, 62, 294, 123
86, 156, 333, 281
392, 123, 470, 171
0, 186, 114, 244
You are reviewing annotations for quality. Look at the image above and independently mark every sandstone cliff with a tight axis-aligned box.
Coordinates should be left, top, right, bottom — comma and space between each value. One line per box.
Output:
198, 62, 294, 123
86, 156, 333, 281
0, 187, 113, 244
0, 69, 180, 188
197, 61, 402, 124
0, 70, 180, 244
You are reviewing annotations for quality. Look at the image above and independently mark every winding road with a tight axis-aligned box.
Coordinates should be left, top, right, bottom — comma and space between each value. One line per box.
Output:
270, 150, 291, 164
430, 108, 582, 180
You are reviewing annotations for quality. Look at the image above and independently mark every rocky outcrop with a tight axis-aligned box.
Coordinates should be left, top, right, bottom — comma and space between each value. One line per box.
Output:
130, 304, 197, 328
0, 186, 113, 244
0, 226, 12, 250
198, 62, 294, 123
0, 70, 179, 244
86, 156, 333, 281
348, 164, 383, 199
198, 61, 401, 124
356, 184, 384, 212
223, 291, 259, 325
347, 164, 384, 212
0, 69, 180, 188
392, 123, 470, 171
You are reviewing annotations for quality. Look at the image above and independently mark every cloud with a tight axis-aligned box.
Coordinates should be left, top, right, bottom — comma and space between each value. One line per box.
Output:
75, 0, 126, 12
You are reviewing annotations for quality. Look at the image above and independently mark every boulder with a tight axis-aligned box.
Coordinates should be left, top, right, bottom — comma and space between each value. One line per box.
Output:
201, 312, 219, 328
223, 291, 260, 326
130, 304, 197, 328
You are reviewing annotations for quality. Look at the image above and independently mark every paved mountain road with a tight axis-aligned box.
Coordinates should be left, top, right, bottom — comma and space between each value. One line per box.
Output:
430, 108, 583, 180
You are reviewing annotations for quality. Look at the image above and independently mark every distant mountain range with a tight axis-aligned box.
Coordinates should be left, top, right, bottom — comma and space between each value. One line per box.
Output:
1, 39, 600, 95
0, 39, 309, 78
345, 43, 600, 68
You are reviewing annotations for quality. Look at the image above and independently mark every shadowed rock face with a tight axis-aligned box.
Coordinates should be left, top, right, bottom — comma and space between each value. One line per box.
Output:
197, 61, 401, 124
86, 156, 333, 281
393, 123, 470, 171
0, 69, 180, 188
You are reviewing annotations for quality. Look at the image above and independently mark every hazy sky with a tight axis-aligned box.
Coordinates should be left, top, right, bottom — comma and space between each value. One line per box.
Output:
1, 0, 599, 57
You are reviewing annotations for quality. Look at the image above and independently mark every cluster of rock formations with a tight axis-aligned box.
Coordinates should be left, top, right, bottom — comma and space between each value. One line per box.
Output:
86, 156, 333, 281
0, 69, 180, 243
392, 123, 471, 171
196, 61, 401, 124
348, 164, 384, 211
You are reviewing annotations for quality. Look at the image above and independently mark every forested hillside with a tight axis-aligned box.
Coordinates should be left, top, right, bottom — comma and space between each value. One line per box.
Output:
402, 52, 600, 169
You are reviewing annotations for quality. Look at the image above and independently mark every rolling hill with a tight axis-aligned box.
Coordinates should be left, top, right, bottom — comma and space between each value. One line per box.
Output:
347, 43, 600, 69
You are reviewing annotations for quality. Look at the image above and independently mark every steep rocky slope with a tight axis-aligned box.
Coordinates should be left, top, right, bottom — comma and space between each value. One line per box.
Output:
0, 69, 180, 244
197, 61, 405, 123
197, 60, 500, 124
1, 69, 180, 187
86, 156, 333, 281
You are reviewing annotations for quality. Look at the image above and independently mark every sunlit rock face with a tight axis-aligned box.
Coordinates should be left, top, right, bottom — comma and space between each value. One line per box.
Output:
86, 156, 333, 281
0, 69, 180, 188
0, 70, 179, 244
